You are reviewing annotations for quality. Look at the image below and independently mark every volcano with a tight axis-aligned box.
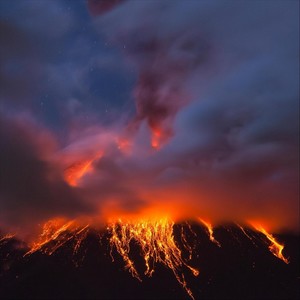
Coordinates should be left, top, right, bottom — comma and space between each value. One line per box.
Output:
0, 223, 299, 300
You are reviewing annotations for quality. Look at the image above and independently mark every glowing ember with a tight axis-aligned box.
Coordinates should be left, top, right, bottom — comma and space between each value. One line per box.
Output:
251, 224, 289, 264
198, 218, 221, 247
108, 217, 199, 300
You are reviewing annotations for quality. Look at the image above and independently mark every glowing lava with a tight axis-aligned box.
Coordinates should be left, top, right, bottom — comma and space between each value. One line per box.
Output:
25, 218, 90, 257
0, 233, 15, 244
15, 216, 291, 300
108, 217, 199, 300
198, 218, 221, 247
251, 223, 289, 264
24, 216, 199, 299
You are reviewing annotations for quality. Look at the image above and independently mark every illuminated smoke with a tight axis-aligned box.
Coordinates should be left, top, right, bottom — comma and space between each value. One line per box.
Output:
90, 0, 299, 232
0, 1, 298, 240
0, 2, 297, 297
63, 151, 103, 187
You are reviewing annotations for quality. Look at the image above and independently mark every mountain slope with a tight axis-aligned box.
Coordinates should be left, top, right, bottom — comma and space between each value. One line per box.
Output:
0, 223, 299, 300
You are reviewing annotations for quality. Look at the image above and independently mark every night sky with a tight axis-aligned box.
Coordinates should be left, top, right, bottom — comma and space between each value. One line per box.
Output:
0, 0, 299, 234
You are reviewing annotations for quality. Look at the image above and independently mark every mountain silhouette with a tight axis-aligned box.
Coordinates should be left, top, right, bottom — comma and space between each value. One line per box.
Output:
0, 223, 299, 300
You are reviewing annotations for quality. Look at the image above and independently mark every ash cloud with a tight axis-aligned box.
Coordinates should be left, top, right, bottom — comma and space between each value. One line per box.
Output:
92, 0, 299, 230
0, 114, 89, 233
96, 1, 213, 141
0, 0, 298, 233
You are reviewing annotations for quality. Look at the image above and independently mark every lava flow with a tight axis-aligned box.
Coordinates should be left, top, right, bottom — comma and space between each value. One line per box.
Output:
250, 223, 289, 264
198, 218, 221, 247
0, 233, 16, 245
22, 216, 199, 299
4, 216, 291, 300
108, 217, 199, 299
24, 218, 90, 257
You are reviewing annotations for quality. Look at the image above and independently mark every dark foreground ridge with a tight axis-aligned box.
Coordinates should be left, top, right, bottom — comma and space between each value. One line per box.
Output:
0, 223, 299, 300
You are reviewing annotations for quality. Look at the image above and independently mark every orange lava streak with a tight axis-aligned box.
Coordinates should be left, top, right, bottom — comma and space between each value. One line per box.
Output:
24, 219, 90, 256
21, 216, 291, 300
108, 217, 199, 300
251, 224, 289, 264
198, 218, 221, 247
236, 224, 258, 247
25, 219, 74, 256
0, 233, 15, 244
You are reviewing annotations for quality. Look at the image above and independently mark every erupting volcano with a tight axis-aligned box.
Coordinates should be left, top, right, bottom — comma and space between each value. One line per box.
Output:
0, 216, 298, 300
0, 0, 299, 299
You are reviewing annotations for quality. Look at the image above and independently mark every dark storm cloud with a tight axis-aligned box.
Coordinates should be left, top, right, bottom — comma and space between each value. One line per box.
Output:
0, 0, 298, 232
0, 0, 134, 128
0, 20, 39, 104
96, 0, 298, 139
0, 0, 74, 105
0, 114, 90, 231
0, 0, 137, 231
96, 0, 212, 140
92, 0, 299, 229
87, 0, 127, 16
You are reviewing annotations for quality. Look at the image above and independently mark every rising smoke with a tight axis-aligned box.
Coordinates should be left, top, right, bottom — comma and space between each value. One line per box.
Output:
0, 0, 298, 233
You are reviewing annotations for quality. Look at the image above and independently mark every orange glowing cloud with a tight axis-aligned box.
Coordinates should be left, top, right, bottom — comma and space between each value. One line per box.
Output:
63, 152, 102, 187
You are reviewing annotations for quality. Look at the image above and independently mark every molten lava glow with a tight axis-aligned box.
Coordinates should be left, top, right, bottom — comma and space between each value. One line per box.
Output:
18, 216, 290, 300
198, 218, 221, 247
108, 217, 199, 300
0, 233, 15, 244
63, 152, 102, 187
25, 218, 89, 256
251, 223, 289, 264
24, 216, 199, 299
